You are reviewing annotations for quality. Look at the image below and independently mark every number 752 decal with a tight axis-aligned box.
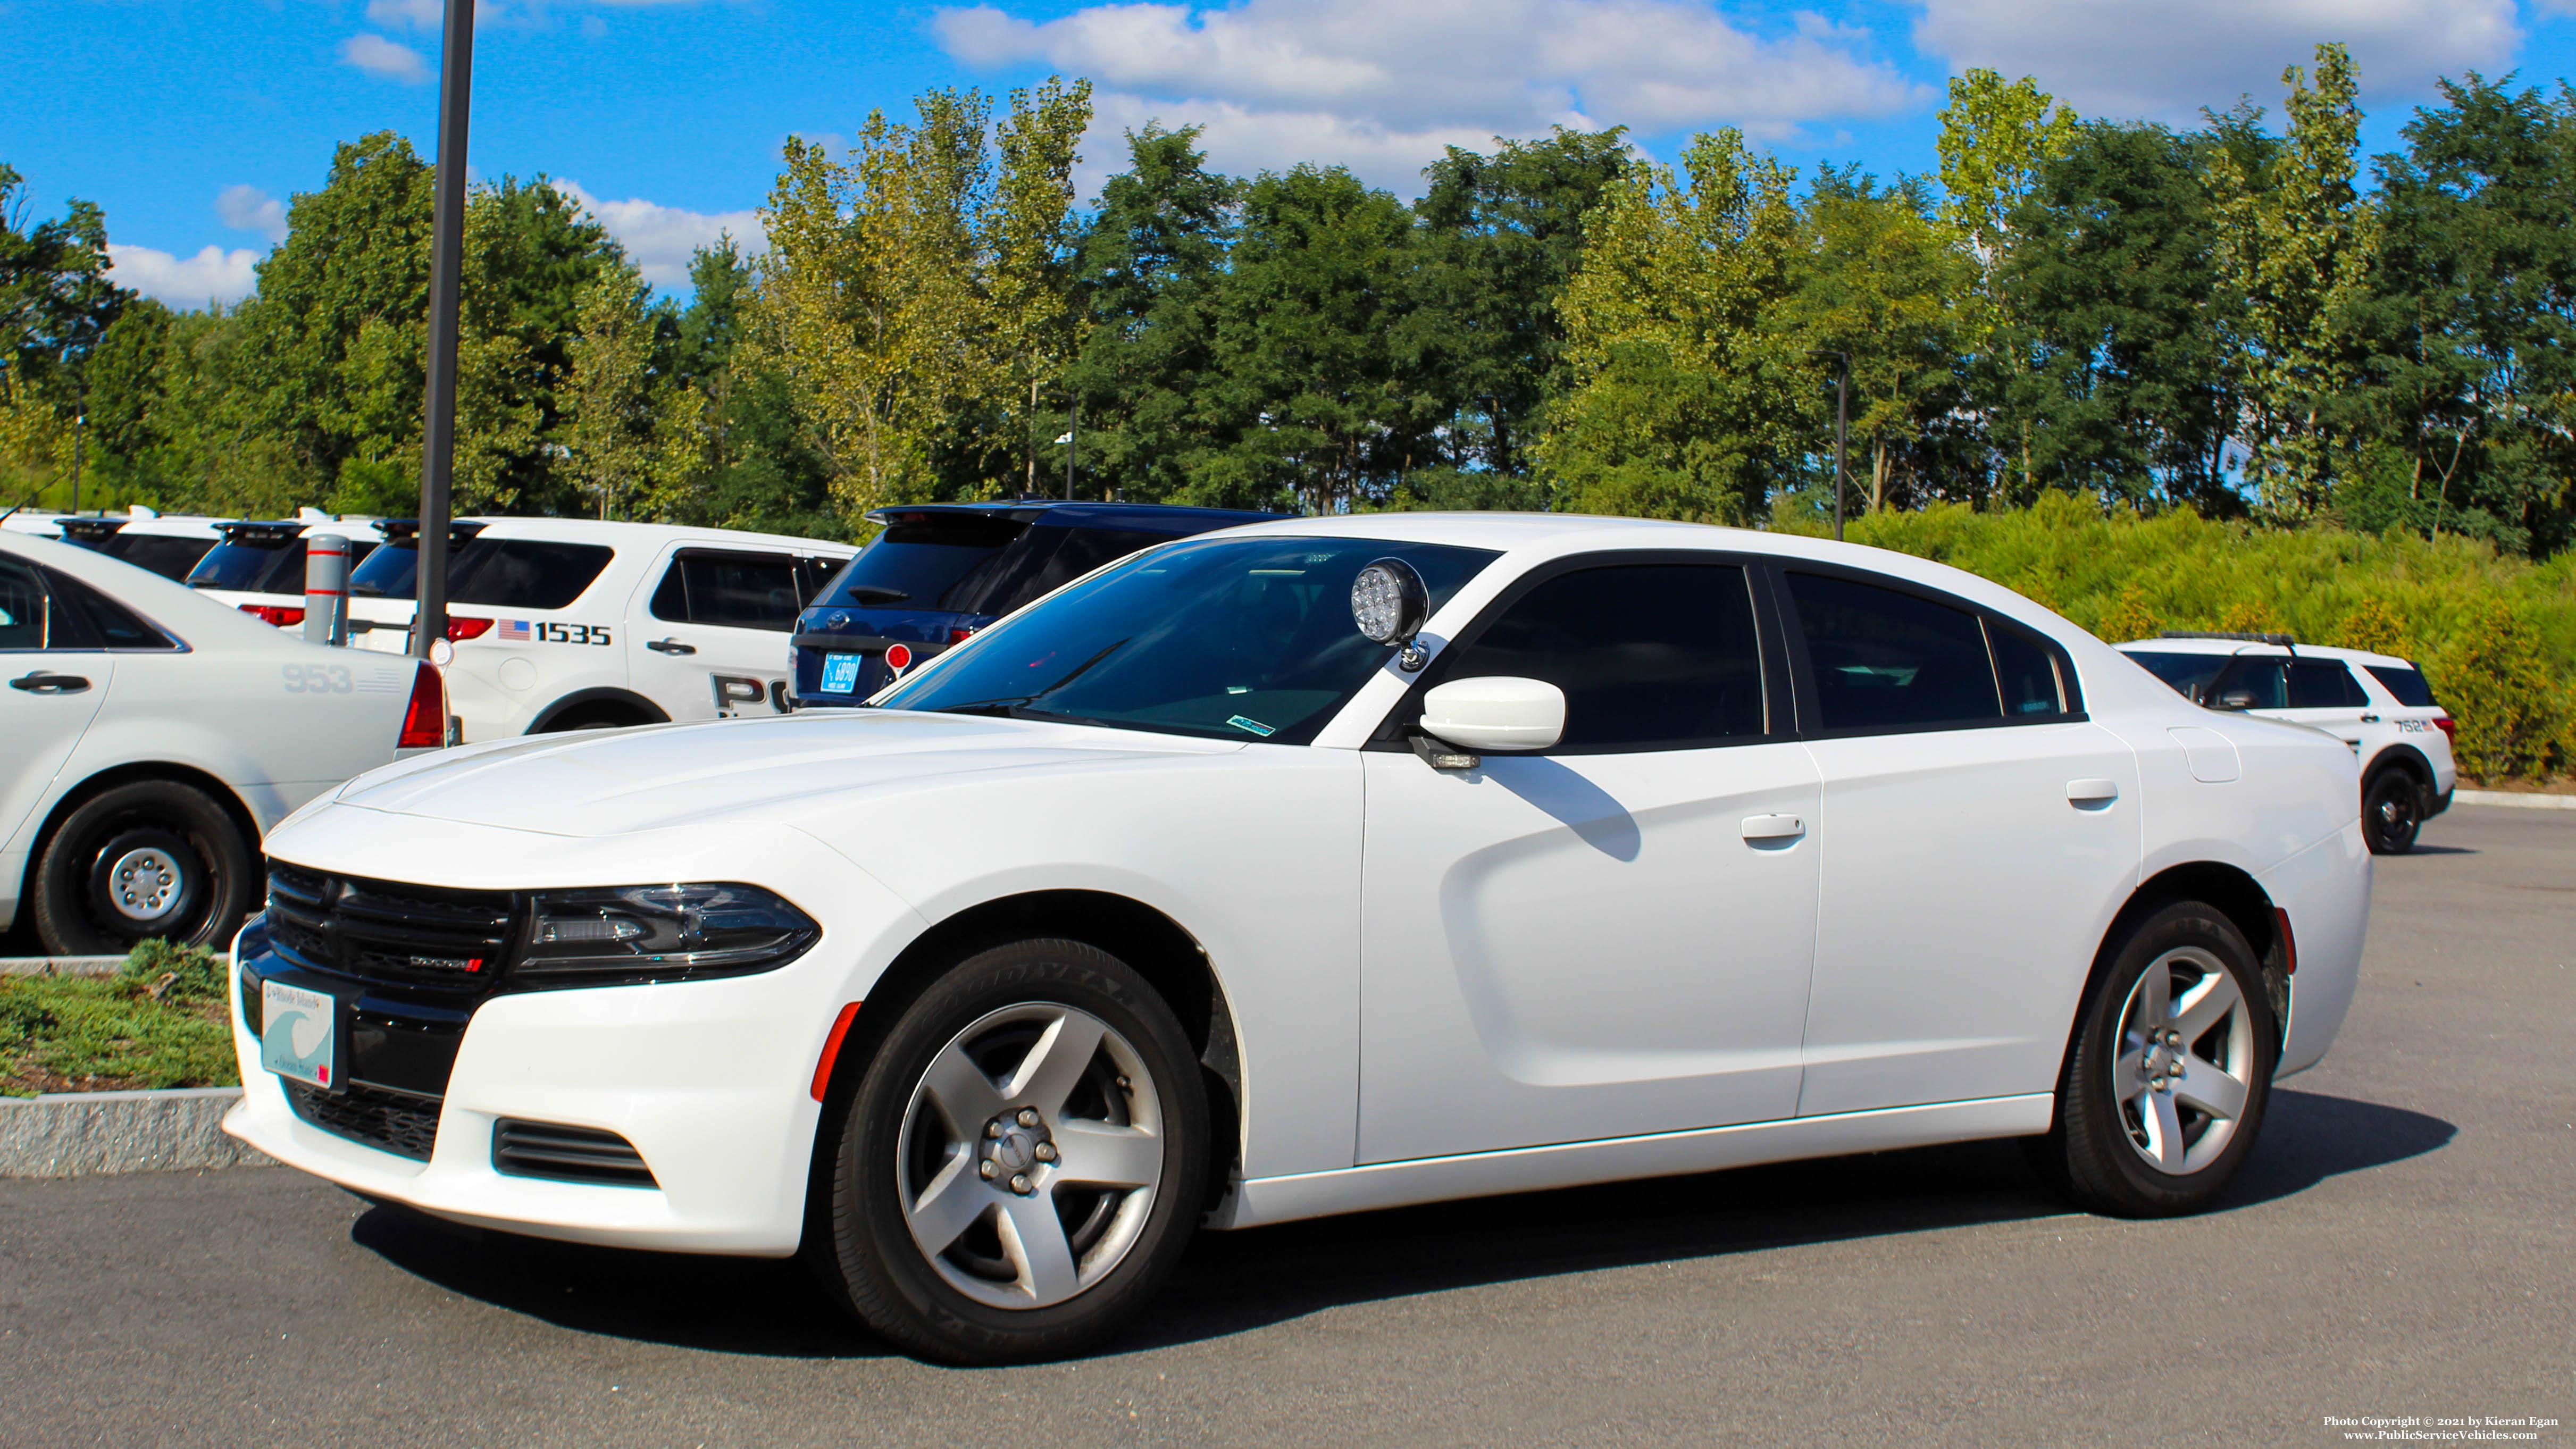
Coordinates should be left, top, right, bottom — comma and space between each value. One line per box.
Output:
535, 622, 613, 646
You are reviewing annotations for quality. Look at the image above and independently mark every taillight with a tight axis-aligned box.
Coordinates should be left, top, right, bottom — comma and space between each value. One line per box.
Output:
2433, 715, 2457, 741
239, 604, 306, 627
948, 626, 977, 644
398, 661, 447, 749
445, 617, 493, 642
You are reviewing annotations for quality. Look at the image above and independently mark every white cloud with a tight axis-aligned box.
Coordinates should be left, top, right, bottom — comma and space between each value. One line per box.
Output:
364, 0, 444, 28
556, 180, 764, 289
105, 244, 262, 308
340, 31, 432, 83
215, 185, 288, 243
935, 0, 1923, 194
1911, 0, 2520, 119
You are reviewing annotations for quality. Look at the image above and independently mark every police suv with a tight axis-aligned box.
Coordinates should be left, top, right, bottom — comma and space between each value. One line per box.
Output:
47, 507, 234, 582
186, 515, 381, 627
340, 518, 857, 741
2117, 632, 2457, 854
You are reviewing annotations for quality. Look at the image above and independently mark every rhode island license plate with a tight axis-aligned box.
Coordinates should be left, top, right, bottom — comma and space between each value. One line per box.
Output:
260, 981, 338, 1090
820, 653, 865, 694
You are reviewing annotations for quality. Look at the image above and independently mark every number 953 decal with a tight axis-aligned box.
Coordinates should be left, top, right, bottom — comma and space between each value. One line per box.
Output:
281, 663, 353, 694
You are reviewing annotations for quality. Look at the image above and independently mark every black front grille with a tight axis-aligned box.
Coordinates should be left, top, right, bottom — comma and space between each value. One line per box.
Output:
492, 1119, 658, 1188
287, 1081, 442, 1161
268, 863, 515, 989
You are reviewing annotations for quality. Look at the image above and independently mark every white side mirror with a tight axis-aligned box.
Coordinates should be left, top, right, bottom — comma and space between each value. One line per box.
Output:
1420, 676, 1565, 753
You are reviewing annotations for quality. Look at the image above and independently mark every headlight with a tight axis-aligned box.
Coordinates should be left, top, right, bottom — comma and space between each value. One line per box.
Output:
516, 883, 819, 987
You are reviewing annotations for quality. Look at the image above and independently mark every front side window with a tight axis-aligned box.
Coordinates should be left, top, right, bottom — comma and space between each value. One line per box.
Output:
875, 536, 1496, 744
2288, 660, 2370, 708
2210, 660, 2287, 710
650, 550, 801, 630
1434, 563, 1766, 751
1787, 572, 2001, 731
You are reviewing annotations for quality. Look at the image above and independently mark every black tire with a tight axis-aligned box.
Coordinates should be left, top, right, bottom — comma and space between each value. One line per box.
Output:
2363, 768, 2422, 855
2030, 901, 2277, 1217
31, 780, 258, 956
534, 705, 649, 733
812, 938, 1210, 1364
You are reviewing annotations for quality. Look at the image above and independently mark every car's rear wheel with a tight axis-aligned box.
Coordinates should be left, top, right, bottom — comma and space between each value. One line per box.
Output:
2031, 901, 2276, 1217
2363, 768, 2422, 855
31, 780, 257, 956
813, 938, 1209, 1363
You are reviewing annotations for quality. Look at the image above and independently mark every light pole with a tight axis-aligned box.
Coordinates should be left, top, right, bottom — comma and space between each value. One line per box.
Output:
414, 0, 475, 662
1811, 349, 1850, 541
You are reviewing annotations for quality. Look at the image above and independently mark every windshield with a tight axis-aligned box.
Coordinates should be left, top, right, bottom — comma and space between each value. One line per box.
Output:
873, 535, 1498, 744
351, 537, 612, 609
188, 534, 371, 593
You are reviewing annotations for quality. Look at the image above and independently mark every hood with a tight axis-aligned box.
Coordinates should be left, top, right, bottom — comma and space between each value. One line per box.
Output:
332, 709, 1241, 837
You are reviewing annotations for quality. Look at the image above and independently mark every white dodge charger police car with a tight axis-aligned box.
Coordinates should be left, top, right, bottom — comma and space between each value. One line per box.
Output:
227, 514, 2370, 1363
337, 518, 856, 740
2, 533, 445, 956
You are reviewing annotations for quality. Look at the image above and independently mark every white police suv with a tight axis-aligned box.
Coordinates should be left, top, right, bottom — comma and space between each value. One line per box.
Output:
3, 533, 445, 954
339, 518, 856, 741
186, 515, 381, 627
2118, 632, 2457, 853
47, 507, 235, 582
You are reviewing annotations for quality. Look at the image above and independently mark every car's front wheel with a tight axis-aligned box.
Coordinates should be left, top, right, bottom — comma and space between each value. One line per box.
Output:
2032, 901, 2277, 1217
2363, 768, 2422, 855
31, 779, 258, 956
813, 938, 1210, 1363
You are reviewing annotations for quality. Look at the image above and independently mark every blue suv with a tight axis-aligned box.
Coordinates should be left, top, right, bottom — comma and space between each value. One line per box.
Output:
791, 500, 1283, 706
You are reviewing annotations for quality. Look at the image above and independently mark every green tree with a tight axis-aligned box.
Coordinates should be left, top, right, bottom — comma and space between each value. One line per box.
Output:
987, 77, 1095, 497
1, 163, 130, 504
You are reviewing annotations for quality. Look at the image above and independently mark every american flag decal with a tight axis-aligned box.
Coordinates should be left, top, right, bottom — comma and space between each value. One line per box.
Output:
498, 619, 532, 641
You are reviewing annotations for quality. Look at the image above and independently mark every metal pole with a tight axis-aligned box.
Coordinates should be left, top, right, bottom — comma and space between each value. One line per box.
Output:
1064, 397, 1077, 501
303, 532, 349, 647
414, 0, 473, 661
70, 410, 83, 515
1833, 356, 1849, 542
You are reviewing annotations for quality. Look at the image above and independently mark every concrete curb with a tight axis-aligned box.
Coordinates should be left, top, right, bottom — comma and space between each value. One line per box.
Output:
2454, 790, 2576, 811
0, 1087, 273, 1177
0, 956, 126, 977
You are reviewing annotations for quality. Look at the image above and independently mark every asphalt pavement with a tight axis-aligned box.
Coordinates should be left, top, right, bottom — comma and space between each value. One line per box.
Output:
4, 806, 2570, 1448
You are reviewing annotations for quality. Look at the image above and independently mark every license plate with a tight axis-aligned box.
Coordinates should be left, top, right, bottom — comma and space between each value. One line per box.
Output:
819, 653, 865, 694
261, 981, 338, 1090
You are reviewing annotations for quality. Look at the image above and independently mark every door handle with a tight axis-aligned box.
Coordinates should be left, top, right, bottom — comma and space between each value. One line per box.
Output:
2358, 713, 2380, 723
1741, 814, 1805, 841
647, 638, 697, 655
2067, 778, 2120, 806
10, 672, 91, 694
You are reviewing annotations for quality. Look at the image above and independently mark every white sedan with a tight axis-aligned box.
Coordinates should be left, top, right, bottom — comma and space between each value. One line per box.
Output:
1, 533, 447, 955
224, 514, 2369, 1363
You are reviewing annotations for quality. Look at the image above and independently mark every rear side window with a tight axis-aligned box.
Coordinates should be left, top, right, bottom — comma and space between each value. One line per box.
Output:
46, 569, 178, 650
822, 515, 1026, 610
104, 534, 218, 582
649, 549, 801, 630
1440, 564, 1766, 751
2288, 660, 2370, 708
1990, 622, 2068, 716
2365, 664, 2440, 708
964, 528, 1173, 618
1787, 572, 2000, 730
447, 540, 613, 610
0, 558, 55, 649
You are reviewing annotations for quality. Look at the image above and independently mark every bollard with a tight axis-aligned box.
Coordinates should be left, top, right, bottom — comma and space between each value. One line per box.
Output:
303, 533, 349, 647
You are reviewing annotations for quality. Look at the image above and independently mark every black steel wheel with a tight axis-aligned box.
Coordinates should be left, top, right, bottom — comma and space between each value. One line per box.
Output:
2363, 769, 2422, 855
32, 780, 257, 955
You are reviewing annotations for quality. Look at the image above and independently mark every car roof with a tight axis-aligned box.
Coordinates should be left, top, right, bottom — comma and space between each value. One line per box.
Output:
866, 500, 1287, 535
373, 516, 858, 552
2113, 636, 2418, 669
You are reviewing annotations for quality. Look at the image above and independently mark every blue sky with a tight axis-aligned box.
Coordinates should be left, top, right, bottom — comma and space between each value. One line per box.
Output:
7, 0, 2575, 308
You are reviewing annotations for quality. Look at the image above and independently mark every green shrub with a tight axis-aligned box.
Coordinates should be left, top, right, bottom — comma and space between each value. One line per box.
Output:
117, 938, 227, 1003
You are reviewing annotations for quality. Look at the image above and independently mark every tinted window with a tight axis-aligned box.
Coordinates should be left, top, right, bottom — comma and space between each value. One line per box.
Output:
2210, 659, 2286, 710
967, 527, 1173, 617
650, 550, 801, 630
1438, 564, 1764, 751
877, 537, 1497, 745
822, 515, 1026, 610
2123, 650, 2230, 702
0, 558, 54, 649
188, 534, 371, 594
1788, 572, 2001, 730
47, 569, 177, 650
103, 534, 218, 582
2365, 664, 2439, 708
447, 540, 613, 610
2288, 660, 2370, 709
1991, 622, 2067, 716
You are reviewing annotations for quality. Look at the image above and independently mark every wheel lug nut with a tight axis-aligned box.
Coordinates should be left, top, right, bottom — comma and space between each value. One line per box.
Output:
986, 1121, 1004, 1138
1034, 1142, 1057, 1162
978, 1160, 998, 1179
1017, 1108, 1041, 1128
1010, 1174, 1031, 1194
2164, 1029, 2181, 1047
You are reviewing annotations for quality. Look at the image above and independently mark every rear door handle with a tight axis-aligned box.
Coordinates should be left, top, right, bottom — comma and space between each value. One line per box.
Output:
10, 672, 91, 694
2067, 778, 2120, 806
1741, 814, 1805, 841
2358, 714, 2380, 723
647, 638, 697, 655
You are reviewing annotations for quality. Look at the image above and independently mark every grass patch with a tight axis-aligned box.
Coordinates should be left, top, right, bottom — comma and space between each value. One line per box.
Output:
0, 940, 241, 1098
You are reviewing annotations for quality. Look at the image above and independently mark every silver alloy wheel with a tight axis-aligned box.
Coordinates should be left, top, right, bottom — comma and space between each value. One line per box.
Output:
107, 847, 185, 922
2113, 946, 2256, 1175
895, 1002, 1165, 1310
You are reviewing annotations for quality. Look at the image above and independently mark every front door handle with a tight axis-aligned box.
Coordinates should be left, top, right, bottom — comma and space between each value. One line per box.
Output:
10, 672, 91, 694
2068, 778, 2120, 806
2358, 713, 2380, 723
1741, 814, 1805, 841
647, 638, 697, 655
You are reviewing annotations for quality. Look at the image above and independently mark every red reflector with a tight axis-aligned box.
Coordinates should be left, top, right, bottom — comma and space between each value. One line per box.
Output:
2273, 906, 2298, 975
445, 617, 493, 642
2433, 715, 2457, 740
398, 661, 447, 749
947, 627, 976, 644
812, 1002, 864, 1101
884, 643, 913, 672
239, 604, 306, 627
